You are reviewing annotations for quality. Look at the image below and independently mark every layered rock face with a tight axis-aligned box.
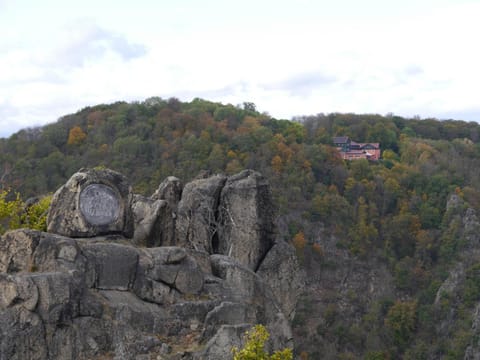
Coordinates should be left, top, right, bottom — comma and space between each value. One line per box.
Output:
0, 168, 303, 360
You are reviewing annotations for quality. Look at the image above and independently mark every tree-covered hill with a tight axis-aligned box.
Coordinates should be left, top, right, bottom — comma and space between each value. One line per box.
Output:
2, 97, 480, 358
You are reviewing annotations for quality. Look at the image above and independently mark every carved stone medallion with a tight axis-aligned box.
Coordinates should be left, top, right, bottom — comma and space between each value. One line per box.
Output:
79, 184, 120, 226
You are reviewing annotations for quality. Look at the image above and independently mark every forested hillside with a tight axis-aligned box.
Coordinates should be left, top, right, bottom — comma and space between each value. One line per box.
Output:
2, 97, 480, 358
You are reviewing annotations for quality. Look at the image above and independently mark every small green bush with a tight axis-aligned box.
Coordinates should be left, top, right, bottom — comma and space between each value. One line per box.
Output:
0, 190, 51, 235
231, 325, 293, 360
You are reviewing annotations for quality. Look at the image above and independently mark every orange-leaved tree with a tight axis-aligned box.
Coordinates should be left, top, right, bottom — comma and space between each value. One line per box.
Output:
67, 126, 87, 145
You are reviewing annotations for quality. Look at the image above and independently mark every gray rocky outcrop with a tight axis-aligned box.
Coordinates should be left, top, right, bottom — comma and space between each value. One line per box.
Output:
174, 170, 276, 271
132, 195, 174, 247
217, 170, 276, 271
257, 240, 306, 320
175, 174, 226, 252
0, 168, 303, 360
151, 176, 183, 212
47, 168, 134, 238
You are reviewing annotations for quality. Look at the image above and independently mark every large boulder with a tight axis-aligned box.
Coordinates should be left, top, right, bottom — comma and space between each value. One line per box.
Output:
0, 229, 83, 274
145, 246, 204, 295
81, 242, 139, 291
0, 229, 41, 273
257, 240, 305, 320
176, 174, 227, 252
47, 168, 134, 238
151, 176, 183, 213
132, 195, 174, 247
217, 170, 275, 271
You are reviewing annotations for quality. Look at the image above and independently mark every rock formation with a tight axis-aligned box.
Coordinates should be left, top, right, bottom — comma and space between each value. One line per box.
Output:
46, 168, 134, 238
0, 168, 303, 360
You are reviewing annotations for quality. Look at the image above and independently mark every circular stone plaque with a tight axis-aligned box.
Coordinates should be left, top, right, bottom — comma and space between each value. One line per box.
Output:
79, 184, 120, 226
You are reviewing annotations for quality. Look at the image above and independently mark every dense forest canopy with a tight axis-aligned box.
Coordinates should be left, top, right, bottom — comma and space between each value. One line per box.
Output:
2, 97, 479, 199
2, 97, 480, 358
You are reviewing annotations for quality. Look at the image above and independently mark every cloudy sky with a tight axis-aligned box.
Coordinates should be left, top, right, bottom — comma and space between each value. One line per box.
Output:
1, 0, 479, 137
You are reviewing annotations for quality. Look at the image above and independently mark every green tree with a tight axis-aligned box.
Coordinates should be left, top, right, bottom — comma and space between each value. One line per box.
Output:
385, 300, 417, 348
311, 191, 352, 225
0, 190, 22, 234
383, 209, 421, 259
232, 325, 293, 360
367, 121, 398, 151
22, 195, 51, 232
464, 263, 480, 306
349, 158, 372, 181
0, 190, 51, 235
348, 196, 378, 256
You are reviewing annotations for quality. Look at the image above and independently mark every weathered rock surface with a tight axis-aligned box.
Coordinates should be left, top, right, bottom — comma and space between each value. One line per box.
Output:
0, 168, 303, 359
218, 170, 276, 271
175, 173, 226, 253
47, 168, 134, 238
151, 176, 183, 212
132, 195, 174, 247
257, 240, 306, 320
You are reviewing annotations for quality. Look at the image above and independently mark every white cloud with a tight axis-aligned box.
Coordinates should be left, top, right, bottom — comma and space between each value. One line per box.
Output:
0, 18, 150, 137
1, 0, 480, 138
48, 19, 147, 69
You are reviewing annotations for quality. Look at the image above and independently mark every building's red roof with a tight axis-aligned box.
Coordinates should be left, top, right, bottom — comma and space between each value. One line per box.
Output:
333, 136, 381, 160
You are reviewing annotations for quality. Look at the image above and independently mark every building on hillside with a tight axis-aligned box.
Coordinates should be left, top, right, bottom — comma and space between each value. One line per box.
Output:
333, 136, 380, 161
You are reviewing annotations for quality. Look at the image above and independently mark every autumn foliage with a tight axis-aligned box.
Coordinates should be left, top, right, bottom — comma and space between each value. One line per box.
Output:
67, 126, 87, 145
2, 98, 480, 358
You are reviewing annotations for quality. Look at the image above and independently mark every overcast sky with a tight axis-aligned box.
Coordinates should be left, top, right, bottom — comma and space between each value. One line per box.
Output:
1, 0, 479, 138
